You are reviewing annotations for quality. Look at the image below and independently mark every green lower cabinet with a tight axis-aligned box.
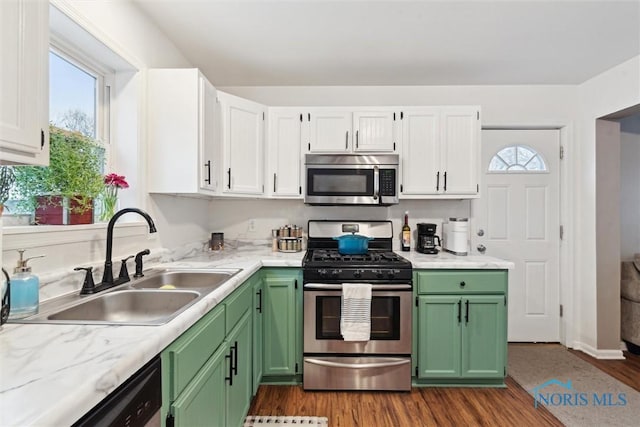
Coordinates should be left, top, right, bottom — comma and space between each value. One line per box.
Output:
169, 343, 226, 427
226, 310, 253, 427
414, 270, 508, 387
252, 274, 264, 396
262, 268, 302, 381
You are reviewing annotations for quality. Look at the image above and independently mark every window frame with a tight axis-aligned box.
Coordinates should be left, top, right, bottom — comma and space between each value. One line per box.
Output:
487, 144, 549, 174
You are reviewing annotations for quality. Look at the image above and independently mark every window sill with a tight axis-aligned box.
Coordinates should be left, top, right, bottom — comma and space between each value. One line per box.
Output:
2, 221, 151, 251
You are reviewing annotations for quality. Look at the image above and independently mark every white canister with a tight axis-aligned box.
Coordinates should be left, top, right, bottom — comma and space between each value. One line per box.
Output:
444, 217, 469, 256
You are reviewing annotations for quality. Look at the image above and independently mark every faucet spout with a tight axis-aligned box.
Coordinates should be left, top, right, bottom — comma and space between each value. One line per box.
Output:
100, 208, 157, 289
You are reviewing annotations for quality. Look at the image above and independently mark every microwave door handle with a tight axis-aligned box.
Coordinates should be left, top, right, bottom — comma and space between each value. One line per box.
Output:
373, 166, 379, 200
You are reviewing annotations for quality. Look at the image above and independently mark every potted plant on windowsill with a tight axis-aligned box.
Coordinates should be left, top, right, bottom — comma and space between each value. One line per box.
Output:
12, 125, 104, 225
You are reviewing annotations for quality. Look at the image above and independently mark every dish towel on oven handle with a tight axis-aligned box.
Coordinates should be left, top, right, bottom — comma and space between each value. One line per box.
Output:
340, 283, 372, 341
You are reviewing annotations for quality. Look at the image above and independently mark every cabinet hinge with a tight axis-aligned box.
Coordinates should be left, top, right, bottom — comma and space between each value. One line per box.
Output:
393, 142, 396, 151
308, 113, 311, 121
393, 112, 396, 120
560, 304, 563, 317
504, 295, 507, 306
560, 146, 564, 160
477, 111, 480, 120
300, 113, 303, 122
294, 279, 298, 289
40, 129, 45, 149
166, 414, 175, 427
477, 184, 479, 193
504, 367, 506, 377
262, 184, 264, 193
415, 366, 418, 377
263, 112, 265, 120
400, 184, 404, 193
308, 142, 311, 151
560, 225, 564, 240
295, 363, 299, 373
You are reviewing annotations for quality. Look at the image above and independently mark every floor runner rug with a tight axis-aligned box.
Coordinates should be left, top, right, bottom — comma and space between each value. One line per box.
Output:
244, 416, 329, 426
508, 344, 640, 426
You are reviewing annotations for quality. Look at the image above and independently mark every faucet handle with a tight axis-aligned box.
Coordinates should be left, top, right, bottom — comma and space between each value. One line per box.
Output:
118, 255, 134, 282
134, 249, 151, 278
74, 267, 96, 295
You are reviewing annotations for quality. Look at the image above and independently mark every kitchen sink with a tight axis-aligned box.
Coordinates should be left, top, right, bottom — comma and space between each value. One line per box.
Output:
45, 290, 200, 324
128, 268, 240, 290
10, 268, 242, 326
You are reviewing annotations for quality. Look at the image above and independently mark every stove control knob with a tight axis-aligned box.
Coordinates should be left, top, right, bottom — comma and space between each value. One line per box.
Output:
319, 269, 328, 278
387, 271, 395, 279
353, 270, 362, 279
330, 270, 339, 278
375, 270, 384, 279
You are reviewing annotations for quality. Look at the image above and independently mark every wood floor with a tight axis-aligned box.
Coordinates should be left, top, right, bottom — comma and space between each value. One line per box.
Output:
249, 348, 640, 427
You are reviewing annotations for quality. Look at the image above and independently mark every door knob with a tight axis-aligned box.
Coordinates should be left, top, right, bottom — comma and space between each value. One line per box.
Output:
477, 244, 486, 254
477, 229, 485, 236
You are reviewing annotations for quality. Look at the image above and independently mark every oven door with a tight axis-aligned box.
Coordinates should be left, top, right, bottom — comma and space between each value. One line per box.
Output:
305, 165, 378, 205
303, 283, 412, 355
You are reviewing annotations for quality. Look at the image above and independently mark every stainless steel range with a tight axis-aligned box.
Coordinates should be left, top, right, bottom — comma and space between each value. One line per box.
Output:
302, 220, 413, 391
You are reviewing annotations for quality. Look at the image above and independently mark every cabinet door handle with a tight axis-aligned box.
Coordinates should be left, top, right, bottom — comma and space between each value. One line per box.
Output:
204, 160, 211, 184
273, 173, 277, 193
227, 168, 231, 189
444, 172, 447, 192
356, 130, 359, 148
232, 341, 239, 376
436, 171, 440, 191
465, 300, 469, 323
345, 131, 349, 149
457, 300, 461, 323
225, 349, 233, 385
256, 289, 263, 313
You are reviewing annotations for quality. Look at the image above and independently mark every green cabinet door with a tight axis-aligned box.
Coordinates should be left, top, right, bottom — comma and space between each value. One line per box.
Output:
461, 295, 506, 379
170, 343, 227, 427
226, 310, 253, 427
252, 273, 264, 395
263, 270, 299, 376
417, 295, 462, 379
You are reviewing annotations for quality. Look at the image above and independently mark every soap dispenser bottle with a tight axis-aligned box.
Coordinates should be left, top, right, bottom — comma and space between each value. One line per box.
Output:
8, 250, 44, 319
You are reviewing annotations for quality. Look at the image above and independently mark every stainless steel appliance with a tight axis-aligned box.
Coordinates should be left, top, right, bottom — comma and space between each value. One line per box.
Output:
302, 220, 412, 391
416, 223, 441, 254
73, 356, 161, 427
304, 154, 399, 206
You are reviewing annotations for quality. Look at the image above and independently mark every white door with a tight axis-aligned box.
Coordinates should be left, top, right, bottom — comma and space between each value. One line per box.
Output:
473, 129, 560, 342
267, 109, 303, 197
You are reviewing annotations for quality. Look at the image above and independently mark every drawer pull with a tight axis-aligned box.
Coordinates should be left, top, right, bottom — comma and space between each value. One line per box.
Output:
460, 281, 466, 287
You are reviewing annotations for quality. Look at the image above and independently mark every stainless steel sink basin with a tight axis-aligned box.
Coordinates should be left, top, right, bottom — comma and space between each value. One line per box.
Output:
45, 290, 200, 324
128, 268, 240, 290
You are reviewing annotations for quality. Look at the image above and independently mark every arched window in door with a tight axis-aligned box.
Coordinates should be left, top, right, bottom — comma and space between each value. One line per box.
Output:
488, 144, 548, 172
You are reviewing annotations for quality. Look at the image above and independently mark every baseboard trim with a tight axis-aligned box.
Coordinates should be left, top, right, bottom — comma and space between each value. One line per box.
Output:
572, 341, 625, 359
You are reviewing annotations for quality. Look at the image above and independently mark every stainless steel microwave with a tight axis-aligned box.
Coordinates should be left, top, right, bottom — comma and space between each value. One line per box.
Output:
304, 154, 399, 205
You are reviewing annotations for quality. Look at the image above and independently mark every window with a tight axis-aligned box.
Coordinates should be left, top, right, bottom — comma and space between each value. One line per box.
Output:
488, 145, 548, 173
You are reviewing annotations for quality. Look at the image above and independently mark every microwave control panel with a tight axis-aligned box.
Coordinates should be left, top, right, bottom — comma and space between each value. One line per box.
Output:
380, 169, 396, 196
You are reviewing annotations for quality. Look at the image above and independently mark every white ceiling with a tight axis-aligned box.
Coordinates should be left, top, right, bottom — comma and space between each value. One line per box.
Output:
132, 0, 640, 86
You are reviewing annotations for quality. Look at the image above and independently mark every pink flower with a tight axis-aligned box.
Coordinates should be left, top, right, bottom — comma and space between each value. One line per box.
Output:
104, 173, 129, 189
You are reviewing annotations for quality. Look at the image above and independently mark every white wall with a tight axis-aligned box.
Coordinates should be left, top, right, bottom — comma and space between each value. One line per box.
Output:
575, 55, 640, 354
620, 114, 640, 261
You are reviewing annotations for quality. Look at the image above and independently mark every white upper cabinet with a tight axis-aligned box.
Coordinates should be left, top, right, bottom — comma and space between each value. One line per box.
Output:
218, 91, 266, 195
147, 69, 218, 195
267, 108, 303, 198
0, 0, 49, 165
353, 110, 397, 152
307, 108, 398, 153
308, 109, 352, 153
400, 106, 480, 198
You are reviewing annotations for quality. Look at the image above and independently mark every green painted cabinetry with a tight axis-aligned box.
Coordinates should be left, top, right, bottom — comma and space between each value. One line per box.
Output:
162, 276, 254, 427
414, 270, 508, 387
252, 273, 264, 395
262, 268, 303, 381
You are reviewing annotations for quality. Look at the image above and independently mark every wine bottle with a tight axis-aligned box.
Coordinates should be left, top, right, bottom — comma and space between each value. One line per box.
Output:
402, 211, 411, 251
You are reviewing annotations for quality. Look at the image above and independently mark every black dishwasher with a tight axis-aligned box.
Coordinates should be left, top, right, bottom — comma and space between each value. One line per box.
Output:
73, 356, 162, 427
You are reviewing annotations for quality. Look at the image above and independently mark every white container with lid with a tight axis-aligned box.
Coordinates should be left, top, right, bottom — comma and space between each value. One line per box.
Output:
444, 217, 469, 256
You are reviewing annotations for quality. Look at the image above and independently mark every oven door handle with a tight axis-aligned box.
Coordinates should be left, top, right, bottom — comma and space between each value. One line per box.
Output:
305, 358, 410, 369
303, 283, 412, 291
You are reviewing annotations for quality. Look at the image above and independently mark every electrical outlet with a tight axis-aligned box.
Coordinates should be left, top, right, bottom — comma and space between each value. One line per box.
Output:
248, 219, 256, 232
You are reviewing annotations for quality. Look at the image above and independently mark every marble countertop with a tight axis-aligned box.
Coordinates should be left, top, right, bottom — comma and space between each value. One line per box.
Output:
0, 245, 511, 426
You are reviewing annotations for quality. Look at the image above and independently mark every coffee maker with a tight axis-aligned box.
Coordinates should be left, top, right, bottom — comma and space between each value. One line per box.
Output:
416, 223, 441, 254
